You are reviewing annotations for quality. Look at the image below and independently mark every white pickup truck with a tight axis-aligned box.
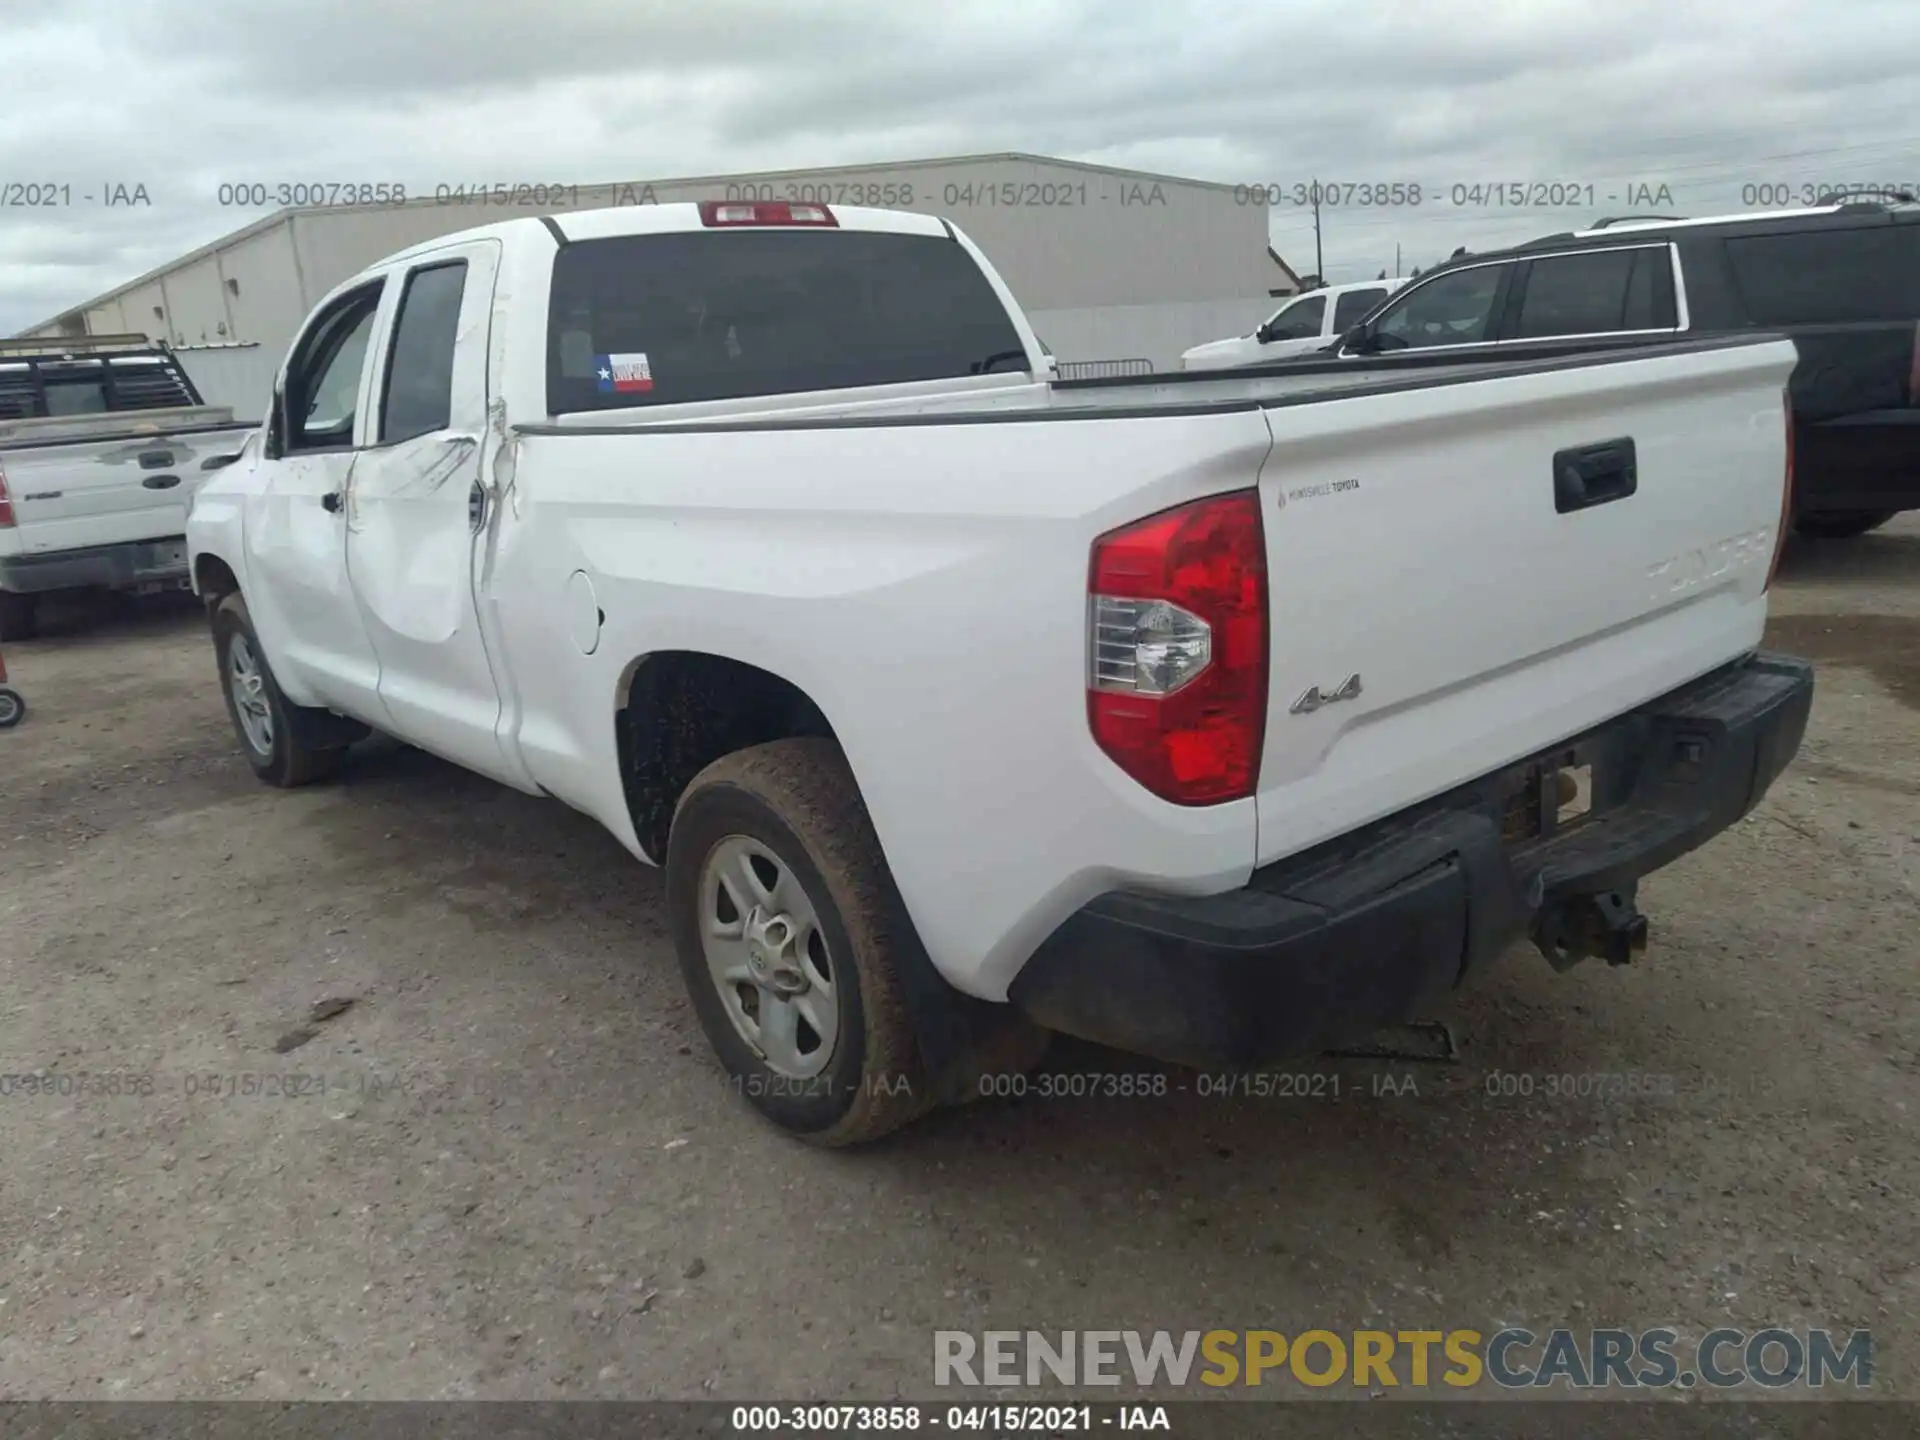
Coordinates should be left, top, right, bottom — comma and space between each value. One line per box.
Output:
186, 199, 1814, 1144
1181, 277, 1407, 371
1, 337, 254, 638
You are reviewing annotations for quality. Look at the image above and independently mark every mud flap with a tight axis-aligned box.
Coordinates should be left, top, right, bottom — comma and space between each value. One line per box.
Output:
877, 881, 1047, 1106
287, 706, 372, 750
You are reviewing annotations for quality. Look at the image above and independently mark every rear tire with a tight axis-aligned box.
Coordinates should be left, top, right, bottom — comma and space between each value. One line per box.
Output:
0, 591, 37, 642
1794, 509, 1897, 540
0, 686, 23, 729
665, 738, 932, 1146
212, 593, 344, 787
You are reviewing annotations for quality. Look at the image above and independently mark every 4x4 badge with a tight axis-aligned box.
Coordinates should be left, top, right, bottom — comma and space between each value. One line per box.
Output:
1290, 674, 1363, 714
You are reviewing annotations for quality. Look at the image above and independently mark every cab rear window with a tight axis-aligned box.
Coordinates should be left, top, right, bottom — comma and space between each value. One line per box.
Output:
546, 229, 1029, 413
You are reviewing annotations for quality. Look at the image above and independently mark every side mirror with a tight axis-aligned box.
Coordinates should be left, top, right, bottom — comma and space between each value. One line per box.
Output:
1255, 322, 1275, 344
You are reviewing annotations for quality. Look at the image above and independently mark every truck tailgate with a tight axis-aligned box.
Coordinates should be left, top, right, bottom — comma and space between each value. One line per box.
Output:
1251, 337, 1797, 868
0, 424, 248, 554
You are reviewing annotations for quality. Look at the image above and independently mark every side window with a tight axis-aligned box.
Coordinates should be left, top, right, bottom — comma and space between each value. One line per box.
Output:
1266, 295, 1326, 341
1723, 227, 1913, 325
1620, 250, 1661, 329
1514, 248, 1672, 338
379, 261, 468, 444
1372, 265, 1508, 348
300, 315, 376, 444
283, 286, 382, 454
1332, 287, 1388, 331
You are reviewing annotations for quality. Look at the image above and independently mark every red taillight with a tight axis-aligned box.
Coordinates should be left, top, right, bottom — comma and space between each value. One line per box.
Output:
1087, 490, 1268, 805
1767, 388, 1794, 590
697, 200, 837, 228
0, 460, 15, 528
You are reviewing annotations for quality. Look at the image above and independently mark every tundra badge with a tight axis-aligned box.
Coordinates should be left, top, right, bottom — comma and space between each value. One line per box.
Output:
1290, 674, 1363, 714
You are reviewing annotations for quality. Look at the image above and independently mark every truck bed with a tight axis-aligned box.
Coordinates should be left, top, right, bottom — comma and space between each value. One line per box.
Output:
506, 329, 1796, 996
523, 332, 1783, 433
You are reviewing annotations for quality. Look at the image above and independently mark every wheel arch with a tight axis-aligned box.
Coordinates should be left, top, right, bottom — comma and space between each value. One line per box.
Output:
194, 551, 243, 613
613, 647, 1047, 1112
614, 649, 841, 864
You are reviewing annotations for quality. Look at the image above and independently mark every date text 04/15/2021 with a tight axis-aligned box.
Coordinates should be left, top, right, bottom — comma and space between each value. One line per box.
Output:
728, 1404, 1171, 1432
973, 1070, 1415, 1100
1229, 180, 1677, 208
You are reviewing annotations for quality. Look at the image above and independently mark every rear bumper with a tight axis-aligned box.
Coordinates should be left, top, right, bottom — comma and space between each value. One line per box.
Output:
1794, 411, 1920, 514
1008, 652, 1814, 1068
0, 536, 191, 596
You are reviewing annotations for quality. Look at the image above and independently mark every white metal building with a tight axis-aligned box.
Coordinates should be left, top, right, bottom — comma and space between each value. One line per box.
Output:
20, 153, 1298, 413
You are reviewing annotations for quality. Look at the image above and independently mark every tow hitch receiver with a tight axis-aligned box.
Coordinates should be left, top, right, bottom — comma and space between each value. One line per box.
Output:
1534, 888, 1650, 972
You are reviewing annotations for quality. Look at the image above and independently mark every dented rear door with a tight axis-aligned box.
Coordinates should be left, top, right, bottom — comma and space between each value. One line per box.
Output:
344, 238, 519, 784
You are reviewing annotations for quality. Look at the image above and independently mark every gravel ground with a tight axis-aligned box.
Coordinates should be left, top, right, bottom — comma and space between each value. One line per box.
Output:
0, 519, 1915, 1408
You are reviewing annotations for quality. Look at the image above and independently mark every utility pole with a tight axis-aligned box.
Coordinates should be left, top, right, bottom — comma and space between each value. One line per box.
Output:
1394, 242, 1401, 278
1312, 182, 1324, 285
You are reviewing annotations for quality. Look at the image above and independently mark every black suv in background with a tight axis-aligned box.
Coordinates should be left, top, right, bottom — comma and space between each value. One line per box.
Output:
1322, 199, 1920, 538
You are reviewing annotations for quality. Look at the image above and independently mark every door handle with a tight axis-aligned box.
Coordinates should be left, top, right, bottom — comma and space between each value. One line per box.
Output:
142, 474, 181, 489
1553, 438, 1637, 514
137, 450, 176, 470
468, 480, 487, 532
321, 491, 344, 513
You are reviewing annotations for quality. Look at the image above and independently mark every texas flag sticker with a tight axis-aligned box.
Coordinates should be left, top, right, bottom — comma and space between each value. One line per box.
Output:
595, 352, 653, 393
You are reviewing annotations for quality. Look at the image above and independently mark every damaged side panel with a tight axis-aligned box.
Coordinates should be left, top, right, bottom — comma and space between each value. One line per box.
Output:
342, 236, 528, 787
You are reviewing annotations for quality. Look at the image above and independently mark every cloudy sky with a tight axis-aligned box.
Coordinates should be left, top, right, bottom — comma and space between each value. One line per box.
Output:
3, 0, 1917, 335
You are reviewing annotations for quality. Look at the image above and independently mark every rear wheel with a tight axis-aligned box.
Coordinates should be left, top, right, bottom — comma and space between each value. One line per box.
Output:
0, 591, 36, 642
212, 593, 345, 787
665, 738, 931, 1145
0, 686, 23, 729
1794, 509, 1897, 540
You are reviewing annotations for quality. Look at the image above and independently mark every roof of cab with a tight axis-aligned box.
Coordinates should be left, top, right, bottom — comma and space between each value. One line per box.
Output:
1291, 277, 1407, 298
379, 200, 950, 267
555, 201, 949, 242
